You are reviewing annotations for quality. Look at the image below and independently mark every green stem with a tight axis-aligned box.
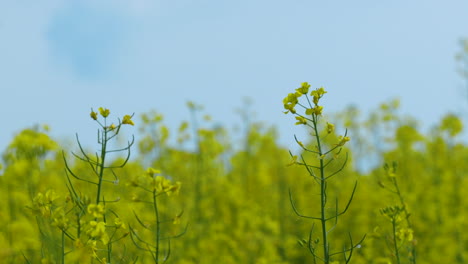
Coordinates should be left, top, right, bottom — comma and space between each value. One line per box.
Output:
96, 129, 108, 205
61, 230, 65, 264
312, 115, 329, 263
392, 219, 401, 264
153, 190, 160, 264
107, 242, 112, 264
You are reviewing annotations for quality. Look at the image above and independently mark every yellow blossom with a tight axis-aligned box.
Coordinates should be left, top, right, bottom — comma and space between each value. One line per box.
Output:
310, 87, 327, 106
114, 218, 126, 230
146, 167, 161, 177
296, 82, 311, 95
32, 190, 58, 217
87, 204, 105, 219
337, 136, 350, 146
313, 106, 323, 115
87, 221, 109, 244
151, 175, 166, 192
295, 116, 307, 125
283, 93, 298, 114
98, 107, 110, 118
327, 122, 335, 134
122, 115, 134, 126
166, 181, 182, 196
397, 228, 414, 242
310, 87, 327, 98
313, 96, 319, 105
52, 207, 69, 230
90, 110, 98, 120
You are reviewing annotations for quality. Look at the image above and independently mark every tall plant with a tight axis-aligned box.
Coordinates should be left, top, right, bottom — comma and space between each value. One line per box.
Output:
283, 82, 365, 263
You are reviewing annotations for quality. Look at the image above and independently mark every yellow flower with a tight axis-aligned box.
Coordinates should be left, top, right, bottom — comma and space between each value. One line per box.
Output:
313, 106, 323, 115
337, 136, 350, 146
295, 82, 310, 95
306, 106, 323, 115
283, 93, 298, 104
397, 228, 414, 242
287, 155, 298, 166
98, 107, 110, 118
311, 87, 327, 98
151, 175, 165, 192
87, 221, 109, 244
122, 115, 134, 126
52, 207, 69, 230
108, 123, 116, 130
295, 116, 307, 125
283, 93, 298, 114
87, 204, 105, 219
327, 122, 335, 134
310, 87, 327, 106
146, 167, 161, 177
166, 181, 182, 196
33, 190, 58, 217
90, 110, 98, 120
114, 218, 126, 230
313, 96, 319, 105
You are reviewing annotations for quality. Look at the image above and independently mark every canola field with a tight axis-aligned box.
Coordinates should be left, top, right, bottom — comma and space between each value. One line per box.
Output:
1, 84, 467, 263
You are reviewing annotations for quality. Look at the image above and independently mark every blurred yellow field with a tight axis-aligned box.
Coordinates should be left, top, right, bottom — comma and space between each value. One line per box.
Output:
1, 88, 467, 263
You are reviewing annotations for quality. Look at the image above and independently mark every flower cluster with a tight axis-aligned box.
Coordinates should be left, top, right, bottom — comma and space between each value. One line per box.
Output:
32, 190, 58, 217
283, 82, 327, 117
89, 107, 134, 131
145, 168, 181, 195
397, 227, 414, 242
87, 204, 105, 219
380, 205, 405, 223
130, 168, 182, 196
52, 207, 69, 231
283, 82, 350, 160
85, 220, 109, 245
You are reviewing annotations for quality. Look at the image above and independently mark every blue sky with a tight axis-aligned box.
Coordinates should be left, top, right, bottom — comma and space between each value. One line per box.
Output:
2, 0, 468, 153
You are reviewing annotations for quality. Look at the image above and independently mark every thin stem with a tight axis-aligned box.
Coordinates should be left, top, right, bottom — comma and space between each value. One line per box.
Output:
96, 129, 108, 204
311, 114, 329, 263
153, 189, 160, 264
61, 230, 65, 264
392, 219, 401, 264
